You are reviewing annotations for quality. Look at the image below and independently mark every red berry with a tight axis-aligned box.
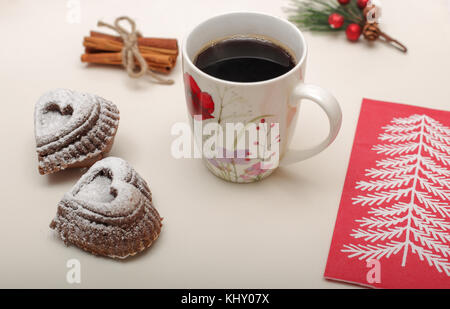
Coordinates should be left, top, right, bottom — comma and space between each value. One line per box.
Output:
260, 119, 266, 123
346, 23, 362, 41
338, 0, 350, 4
357, 0, 369, 9
328, 13, 344, 29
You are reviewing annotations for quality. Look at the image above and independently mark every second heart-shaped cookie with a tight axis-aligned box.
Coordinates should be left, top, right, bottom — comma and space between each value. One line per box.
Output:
50, 157, 163, 259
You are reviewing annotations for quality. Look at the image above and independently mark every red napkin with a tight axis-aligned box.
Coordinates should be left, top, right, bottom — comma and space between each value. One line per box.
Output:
325, 99, 450, 289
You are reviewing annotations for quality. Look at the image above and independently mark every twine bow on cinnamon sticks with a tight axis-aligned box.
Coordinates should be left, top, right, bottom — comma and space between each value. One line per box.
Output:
82, 16, 177, 85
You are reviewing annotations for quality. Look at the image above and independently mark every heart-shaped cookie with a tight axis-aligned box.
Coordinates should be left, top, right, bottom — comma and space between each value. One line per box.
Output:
50, 157, 162, 259
34, 89, 120, 175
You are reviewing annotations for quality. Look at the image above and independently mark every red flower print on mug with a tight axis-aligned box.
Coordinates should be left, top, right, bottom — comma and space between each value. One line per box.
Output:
184, 73, 215, 120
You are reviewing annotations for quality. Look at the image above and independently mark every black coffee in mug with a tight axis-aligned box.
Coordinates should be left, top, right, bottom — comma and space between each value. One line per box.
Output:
194, 36, 296, 83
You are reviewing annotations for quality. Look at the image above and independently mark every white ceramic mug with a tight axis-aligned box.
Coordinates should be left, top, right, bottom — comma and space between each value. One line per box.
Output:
182, 12, 342, 183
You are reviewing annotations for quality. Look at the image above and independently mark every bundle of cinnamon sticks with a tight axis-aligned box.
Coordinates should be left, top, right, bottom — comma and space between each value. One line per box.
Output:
81, 31, 178, 74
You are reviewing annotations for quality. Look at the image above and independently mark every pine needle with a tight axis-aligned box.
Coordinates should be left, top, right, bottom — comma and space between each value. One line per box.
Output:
286, 0, 364, 32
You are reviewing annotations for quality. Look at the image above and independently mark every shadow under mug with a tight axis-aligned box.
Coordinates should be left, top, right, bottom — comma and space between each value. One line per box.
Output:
182, 12, 342, 183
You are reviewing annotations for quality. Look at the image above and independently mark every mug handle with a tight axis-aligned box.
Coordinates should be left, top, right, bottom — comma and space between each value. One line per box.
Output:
281, 84, 343, 166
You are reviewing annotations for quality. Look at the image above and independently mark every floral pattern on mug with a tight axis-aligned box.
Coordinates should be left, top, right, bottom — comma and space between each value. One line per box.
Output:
184, 73, 215, 120
203, 119, 281, 183
182, 70, 288, 183
239, 162, 273, 181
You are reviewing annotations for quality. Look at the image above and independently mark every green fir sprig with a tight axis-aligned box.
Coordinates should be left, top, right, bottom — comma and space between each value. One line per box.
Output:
287, 0, 364, 32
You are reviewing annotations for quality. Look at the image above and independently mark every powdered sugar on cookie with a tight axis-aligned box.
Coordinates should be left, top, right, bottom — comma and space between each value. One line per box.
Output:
34, 89, 120, 175
50, 157, 162, 259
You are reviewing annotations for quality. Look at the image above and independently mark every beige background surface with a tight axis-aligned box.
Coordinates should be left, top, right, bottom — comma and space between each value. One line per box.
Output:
0, 0, 449, 288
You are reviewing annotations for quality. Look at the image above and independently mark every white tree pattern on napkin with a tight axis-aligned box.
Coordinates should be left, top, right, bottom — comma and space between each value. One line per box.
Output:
342, 114, 450, 276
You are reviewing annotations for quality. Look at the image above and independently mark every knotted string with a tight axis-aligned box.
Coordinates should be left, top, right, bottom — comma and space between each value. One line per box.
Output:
97, 16, 174, 85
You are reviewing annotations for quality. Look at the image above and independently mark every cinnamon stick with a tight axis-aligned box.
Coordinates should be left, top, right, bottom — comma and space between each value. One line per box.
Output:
90, 31, 178, 54
84, 36, 178, 56
81, 30, 178, 75
83, 37, 176, 65
81, 52, 172, 74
